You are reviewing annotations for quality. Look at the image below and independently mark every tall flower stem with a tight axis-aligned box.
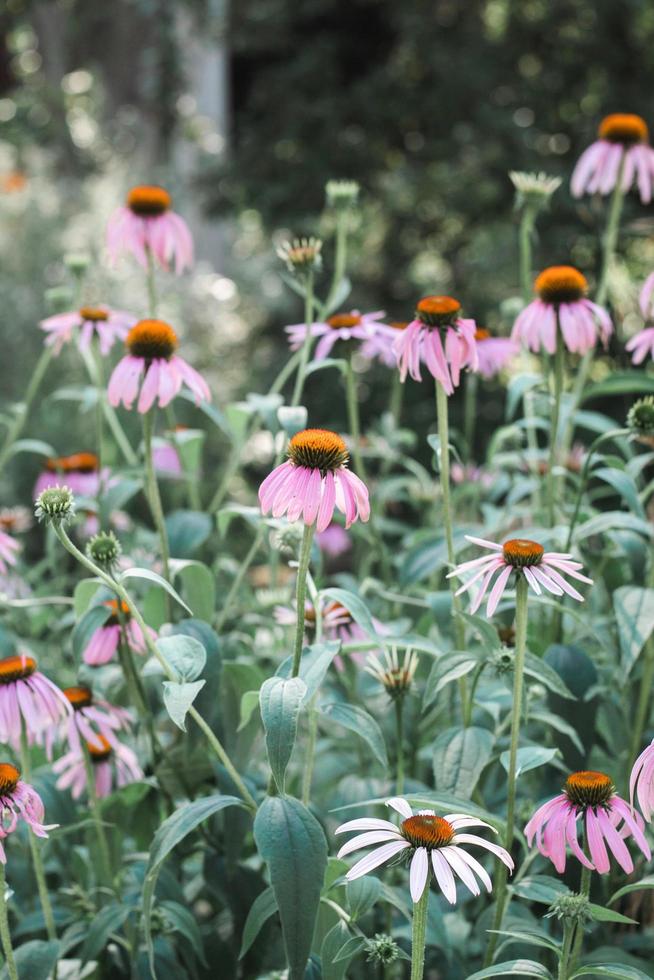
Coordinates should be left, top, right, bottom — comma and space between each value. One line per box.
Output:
79, 345, 137, 467
546, 323, 565, 527
410, 886, 430, 980
0, 347, 53, 474
518, 205, 537, 304
394, 697, 405, 795
51, 525, 258, 811
435, 383, 467, 696
569, 865, 592, 972
484, 574, 529, 966
19, 725, 57, 944
291, 524, 315, 678
215, 525, 265, 632
324, 212, 349, 314
0, 863, 17, 980
628, 561, 654, 765
345, 357, 367, 483
557, 919, 575, 980
565, 428, 629, 552
142, 408, 171, 612
81, 744, 114, 894
291, 271, 315, 407
146, 248, 158, 318
463, 372, 479, 456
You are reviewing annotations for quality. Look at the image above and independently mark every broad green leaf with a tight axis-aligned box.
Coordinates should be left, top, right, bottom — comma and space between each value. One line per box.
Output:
72, 602, 112, 661
239, 886, 278, 959
423, 653, 482, 707
609, 874, 654, 905
594, 467, 644, 518
253, 796, 328, 980
81, 902, 130, 963
217, 504, 261, 537
238, 690, 261, 731
588, 902, 637, 925
346, 875, 382, 921
162, 680, 206, 731
524, 654, 575, 699
320, 702, 388, 769
259, 676, 307, 792
73, 578, 105, 618
321, 921, 353, 980
332, 933, 366, 964
499, 746, 558, 777
512, 875, 569, 905
278, 405, 308, 438
156, 634, 206, 681
7, 438, 56, 458
159, 899, 207, 964
142, 795, 246, 978
574, 511, 653, 543
166, 511, 213, 558
119, 567, 192, 614
613, 586, 654, 674
529, 711, 584, 754
170, 560, 216, 621
276, 641, 342, 700
467, 960, 553, 979
462, 612, 502, 650
506, 373, 543, 421
581, 372, 654, 401
319, 587, 379, 638
432, 726, 494, 798
0, 941, 60, 980
491, 928, 561, 953
572, 967, 652, 980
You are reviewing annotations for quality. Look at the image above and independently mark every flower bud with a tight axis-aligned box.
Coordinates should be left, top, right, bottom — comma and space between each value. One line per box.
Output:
509, 171, 562, 212
627, 396, 654, 445
276, 237, 322, 278
364, 933, 401, 965
325, 179, 360, 210
86, 531, 121, 568
34, 485, 76, 525
546, 891, 592, 925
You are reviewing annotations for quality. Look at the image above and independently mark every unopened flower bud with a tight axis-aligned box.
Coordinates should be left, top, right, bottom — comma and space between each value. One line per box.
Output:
509, 171, 562, 212
627, 396, 654, 445
86, 531, 121, 568
35, 485, 76, 525
364, 933, 401, 965
276, 237, 322, 278
546, 891, 592, 925
64, 251, 91, 276
325, 179, 360, 210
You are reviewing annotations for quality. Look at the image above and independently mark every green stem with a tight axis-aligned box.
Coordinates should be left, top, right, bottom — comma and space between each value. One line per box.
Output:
463, 371, 479, 456
394, 696, 405, 795
79, 345, 137, 467
324, 212, 348, 313
291, 524, 315, 677
389, 371, 404, 429
291, 271, 315, 407
81, 743, 114, 894
146, 248, 158, 317
410, 886, 430, 980
0, 347, 53, 473
142, 409, 171, 613
557, 919, 575, 980
628, 562, 654, 764
569, 865, 592, 972
19, 725, 57, 944
546, 322, 565, 527
301, 695, 319, 805
345, 357, 367, 483
215, 525, 265, 632
565, 428, 630, 551
483, 575, 529, 966
519, 206, 537, 304
0, 864, 17, 980
52, 525, 258, 811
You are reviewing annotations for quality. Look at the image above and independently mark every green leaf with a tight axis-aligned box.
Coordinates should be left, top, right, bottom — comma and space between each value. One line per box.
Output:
581, 371, 654, 401
319, 587, 379, 638
253, 796, 328, 980
608, 874, 654, 906
320, 702, 388, 769
239, 886, 278, 959
72, 601, 112, 661
142, 795, 246, 978
614, 586, 654, 674
0, 941, 60, 980
423, 653, 482, 707
159, 899, 207, 964
259, 676, 307, 792
238, 690, 261, 732
432, 726, 494, 798
321, 276, 352, 317
524, 653, 575, 699
73, 578, 105, 618
7, 438, 56, 459
170, 560, 216, 621
119, 567, 193, 615
346, 875, 382, 920
491, 928, 561, 953
571, 967, 652, 980
216, 504, 261, 537
81, 902, 130, 963
276, 641, 342, 700
162, 680, 206, 732
321, 921, 354, 980
166, 510, 213, 558
506, 373, 543, 421
499, 746, 558, 777
332, 934, 366, 964
574, 512, 653, 543
467, 961, 553, 979
588, 903, 637, 925
512, 875, 569, 905
278, 405, 309, 438
594, 467, 644, 518
156, 634, 206, 681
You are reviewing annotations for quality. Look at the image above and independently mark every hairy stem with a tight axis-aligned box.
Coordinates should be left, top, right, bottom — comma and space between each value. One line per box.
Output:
19, 725, 57, 945
0, 863, 17, 980
410, 886, 430, 980
291, 524, 315, 678
291, 271, 315, 407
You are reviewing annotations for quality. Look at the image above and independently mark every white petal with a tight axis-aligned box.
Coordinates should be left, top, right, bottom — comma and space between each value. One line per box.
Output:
464, 535, 503, 551
386, 797, 413, 819
454, 833, 515, 871
431, 849, 457, 904
451, 846, 493, 892
337, 830, 402, 858
441, 846, 480, 895
345, 840, 410, 881
445, 815, 496, 833
409, 848, 429, 903
335, 817, 399, 835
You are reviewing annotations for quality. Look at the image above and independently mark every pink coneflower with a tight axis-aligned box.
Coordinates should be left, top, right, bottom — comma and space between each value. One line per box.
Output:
447, 536, 593, 617
393, 296, 478, 394
360, 321, 409, 368
0, 763, 55, 863
571, 114, 654, 205
153, 440, 183, 477
473, 328, 519, 379
258, 429, 369, 532
274, 599, 382, 668
629, 740, 654, 822
626, 327, 654, 365
316, 522, 352, 557
106, 185, 193, 273
512, 267, 612, 355
33, 452, 104, 500
53, 735, 143, 799
0, 507, 32, 535
61, 686, 132, 753
0, 654, 71, 753
336, 797, 513, 904
639, 271, 654, 320
285, 311, 387, 361
78, 506, 131, 539
39, 305, 136, 356
0, 532, 20, 575
107, 319, 210, 413
83, 599, 155, 666
451, 462, 493, 489
525, 770, 650, 874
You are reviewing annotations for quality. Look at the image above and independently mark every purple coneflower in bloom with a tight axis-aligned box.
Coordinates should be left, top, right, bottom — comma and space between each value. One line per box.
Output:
61, 686, 132, 753
316, 522, 352, 557
153, 439, 183, 477
106, 185, 193, 273
53, 735, 143, 799
33, 452, 104, 500
473, 328, 519, 379
39, 305, 136, 356
0, 763, 55, 863
286, 310, 387, 361
0, 531, 20, 576
258, 428, 369, 532
274, 598, 383, 668
571, 114, 654, 205
108, 319, 210, 413
512, 267, 612, 356
393, 296, 478, 394
626, 325, 654, 365
447, 536, 593, 617
525, 770, 650, 874
639, 271, 654, 321
82, 599, 154, 666
629, 740, 654, 822
0, 654, 71, 753
336, 797, 513, 904
359, 321, 409, 368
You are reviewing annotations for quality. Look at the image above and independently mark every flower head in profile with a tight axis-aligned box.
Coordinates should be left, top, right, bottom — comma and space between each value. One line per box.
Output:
39, 305, 136, 356
509, 171, 562, 211
82, 599, 155, 666
336, 797, 513, 904
571, 114, 654, 204
276, 237, 323, 278
316, 522, 352, 557
628, 740, 654, 823
626, 324, 654, 365
325, 179, 360, 210
0, 653, 71, 754
447, 536, 593, 617
0, 763, 56, 863
525, 770, 650, 874
61, 686, 132, 753
512, 267, 612, 355
627, 396, 654, 447
107, 185, 193, 273
34, 485, 76, 526
0, 531, 20, 576
0, 507, 32, 536
360, 321, 410, 368
393, 296, 478, 394
258, 428, 369, 531
34, 452, 103, 500
285, 310, 387, 362
53, 735, 143, 799
473, 328, 519, 379
107, 319, 210, 412
366, 648, 418, 699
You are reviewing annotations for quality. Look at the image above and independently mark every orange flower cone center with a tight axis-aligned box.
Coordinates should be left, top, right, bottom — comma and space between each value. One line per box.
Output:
326, 313, 362, 330
475, 328, 491, 341
598, 114, 648, 145
104, 599, 131, 625
389, 321, 409, 331
0, 763, 20, 796
64, 685, 93, 711
46, 452, 98, 474
0, 654, 37, 684
401, 814, 455, 849
127, 185, 171, 216
535, 266, 587, 304
416, 296, 461, 327
287, 428, 349, 472
88, 735, 113, 763
564, 770, 614, 807
502, 538, 544, 568
126, 319, 178, 361
79, 307, 109, 323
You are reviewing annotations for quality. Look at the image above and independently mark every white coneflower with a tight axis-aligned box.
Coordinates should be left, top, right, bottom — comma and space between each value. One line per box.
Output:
276, 236, 323, 277
509, 171, 562, 209
365, 647, 418, 698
